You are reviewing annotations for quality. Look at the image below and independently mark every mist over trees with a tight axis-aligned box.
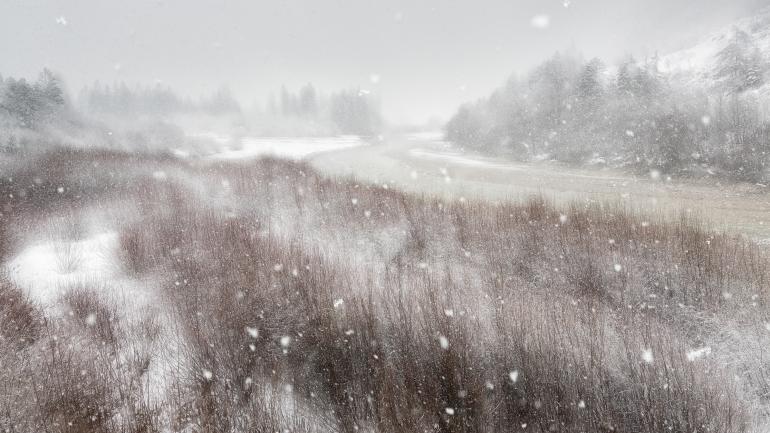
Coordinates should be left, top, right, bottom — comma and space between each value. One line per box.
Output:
77, 83, 241, 116
0, 70, 384, 156
264, 84, 382, 136
77, 80, 383, 136
446, 35, 770, 182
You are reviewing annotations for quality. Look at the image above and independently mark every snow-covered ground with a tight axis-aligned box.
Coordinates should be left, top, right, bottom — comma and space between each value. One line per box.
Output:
6, 231, 121, 307
408, 147, 525, 171
311, 133, 770, 243
190, 133, 367, 160
405, 131, 445, 142
5, 222, 185, 408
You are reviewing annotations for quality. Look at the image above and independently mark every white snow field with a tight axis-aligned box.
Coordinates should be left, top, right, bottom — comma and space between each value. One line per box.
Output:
190, 132, 367, 160
408, 147, 526, 170
6, 231, 120, 307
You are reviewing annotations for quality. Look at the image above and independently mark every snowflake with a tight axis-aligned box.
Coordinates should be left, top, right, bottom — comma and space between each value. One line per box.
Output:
509, 370, 519, 383
530, 14, 550, 29
686, 347, 711, 361
439, 335, 449, 350
246, 327, 259, 338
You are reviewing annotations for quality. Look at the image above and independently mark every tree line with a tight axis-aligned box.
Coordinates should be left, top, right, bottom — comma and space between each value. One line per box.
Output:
265, 84, 382, 136
0, 69, 66, 129
1, 70, 384, 141
78, 83, 241, 116
446, 29, 770, 182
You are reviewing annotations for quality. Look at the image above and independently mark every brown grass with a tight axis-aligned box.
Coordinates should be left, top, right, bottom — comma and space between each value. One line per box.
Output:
0, 148, 766, 432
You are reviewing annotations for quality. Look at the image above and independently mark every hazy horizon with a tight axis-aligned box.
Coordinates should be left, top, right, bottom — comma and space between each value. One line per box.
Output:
2, 0, 768, 125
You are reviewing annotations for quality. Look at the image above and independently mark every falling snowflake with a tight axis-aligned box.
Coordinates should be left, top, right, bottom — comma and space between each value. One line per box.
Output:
246, 327, 259, 338
686, 347, 711, 361
439, 335, 449, 350
55, 16, 68, 26
530, 14, 550, 29
509, 370, 519, 383
641, 349, 654, 364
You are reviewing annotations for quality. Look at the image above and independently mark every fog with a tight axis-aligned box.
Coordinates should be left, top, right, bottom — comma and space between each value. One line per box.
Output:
2, 0, 766, 124
7, 2, 770, 432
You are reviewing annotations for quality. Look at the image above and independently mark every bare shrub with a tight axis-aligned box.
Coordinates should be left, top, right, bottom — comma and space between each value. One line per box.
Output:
0, 277, 42, 349
1, 148, 763, 432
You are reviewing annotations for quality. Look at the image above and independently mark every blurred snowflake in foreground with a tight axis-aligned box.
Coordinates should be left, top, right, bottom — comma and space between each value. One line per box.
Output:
531, 14, 550, 29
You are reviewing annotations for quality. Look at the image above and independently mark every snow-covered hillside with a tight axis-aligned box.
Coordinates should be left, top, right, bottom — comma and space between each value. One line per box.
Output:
657, 7, 770, 93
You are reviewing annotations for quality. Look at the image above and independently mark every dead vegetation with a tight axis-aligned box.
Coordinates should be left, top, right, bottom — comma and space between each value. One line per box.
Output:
0, 148, 768, 432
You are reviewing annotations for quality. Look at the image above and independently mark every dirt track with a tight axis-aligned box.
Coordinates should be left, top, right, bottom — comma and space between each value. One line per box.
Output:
311, 134, 770, 243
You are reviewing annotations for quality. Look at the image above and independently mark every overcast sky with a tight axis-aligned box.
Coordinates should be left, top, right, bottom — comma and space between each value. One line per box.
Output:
1, 0, 768, 124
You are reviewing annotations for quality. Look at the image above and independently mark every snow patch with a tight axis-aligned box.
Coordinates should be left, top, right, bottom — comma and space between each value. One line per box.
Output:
6, 232, 120, 306
409, 148, 524, 170
205, 135, 366, 161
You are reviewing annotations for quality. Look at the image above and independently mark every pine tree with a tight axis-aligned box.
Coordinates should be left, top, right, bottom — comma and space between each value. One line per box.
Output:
577, 58, 604, 102
715, 29, 765, 94
298, 83, 318, 118
616, 58, 635, 97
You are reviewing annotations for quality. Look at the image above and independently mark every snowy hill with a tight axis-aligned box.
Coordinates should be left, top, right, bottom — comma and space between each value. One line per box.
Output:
657, 7, 770, 94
